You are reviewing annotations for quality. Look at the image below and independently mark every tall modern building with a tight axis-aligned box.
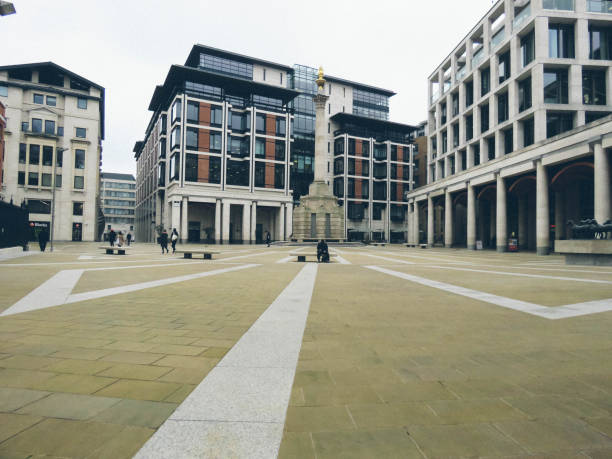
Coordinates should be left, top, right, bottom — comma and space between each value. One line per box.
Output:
100, 172, 135, 241
0, 62, 105, 242
134, 45, 417, 243
406, 0, 612, 254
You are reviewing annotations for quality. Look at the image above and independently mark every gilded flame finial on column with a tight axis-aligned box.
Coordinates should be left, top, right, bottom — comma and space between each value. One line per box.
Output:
315, 66, 325, 93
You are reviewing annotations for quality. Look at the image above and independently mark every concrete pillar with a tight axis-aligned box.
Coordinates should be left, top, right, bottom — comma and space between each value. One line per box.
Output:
250, 202, 257, 243
536, 161, 550, 255
555, 191, 566, 240
215, 200, 221, 244
427, 195, 434, 247
594, 143, 611, 224
467, 183, 476, 250
278, 204, 285, 241
242, 203, 251, 244
518, 196, 528, 250
496, 174, 507, 252
171, 200, 180, 238
414, 202, 420, 244
180, 197, 188, 243
222, 200, 230, 244
286, 203, 293, 241
444, 190, 453, 248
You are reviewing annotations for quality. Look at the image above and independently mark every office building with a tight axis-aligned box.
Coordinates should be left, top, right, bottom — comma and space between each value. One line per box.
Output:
100, 172, 135, 241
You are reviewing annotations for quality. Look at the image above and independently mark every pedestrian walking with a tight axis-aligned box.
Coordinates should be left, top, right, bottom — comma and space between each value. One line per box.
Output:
38, 228, 49, 252
265, 231, 271, 247
126, 232, 132, 246
160, 229, 169, 254
117, 231, 125, 247
108, 229, 116, 247
171, 228, 179, 254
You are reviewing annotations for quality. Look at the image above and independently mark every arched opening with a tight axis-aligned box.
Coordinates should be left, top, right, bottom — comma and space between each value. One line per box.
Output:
550, 161, 594, 239
476, 184, 496, 249
453, 192, 467, 247
508, 174, 536, 251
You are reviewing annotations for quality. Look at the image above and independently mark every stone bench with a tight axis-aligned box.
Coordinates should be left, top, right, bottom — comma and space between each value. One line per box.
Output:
554, 240, 612, 266
175, 249, 220, 260
99, 246, 131, 255
370, 242, 386, 247
420, 244, 428, 249
406, 243, 417, 248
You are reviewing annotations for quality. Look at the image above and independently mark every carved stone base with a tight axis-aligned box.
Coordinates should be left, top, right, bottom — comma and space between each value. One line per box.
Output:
292, 181, 345, 241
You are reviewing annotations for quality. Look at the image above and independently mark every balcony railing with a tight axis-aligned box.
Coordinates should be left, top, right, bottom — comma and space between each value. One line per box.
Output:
513, 4, 532, 29
542, 0, 574, 10
471, 47, 484, 68
430, 89, 440, 104
587, 0, 612, 13
490, 27, 505, 49
456, 65, 467, 81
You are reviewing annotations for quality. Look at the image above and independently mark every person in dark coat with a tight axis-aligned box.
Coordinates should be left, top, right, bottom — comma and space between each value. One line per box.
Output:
265, 231, 271, 247
108, 229, 117, 247
160, 230, 169, 254
126, 232, 132, 246
38, 228, 49, 252
317, 239, 329, 263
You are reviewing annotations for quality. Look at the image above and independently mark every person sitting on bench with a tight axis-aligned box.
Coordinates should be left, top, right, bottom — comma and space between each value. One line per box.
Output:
317, 239, 330, 263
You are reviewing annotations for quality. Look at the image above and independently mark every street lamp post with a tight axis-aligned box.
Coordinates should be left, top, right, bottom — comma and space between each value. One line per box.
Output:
50, 147, 67, 252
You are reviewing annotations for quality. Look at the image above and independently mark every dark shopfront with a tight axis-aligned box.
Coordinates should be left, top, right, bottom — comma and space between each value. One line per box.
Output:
28, 221, 49, 242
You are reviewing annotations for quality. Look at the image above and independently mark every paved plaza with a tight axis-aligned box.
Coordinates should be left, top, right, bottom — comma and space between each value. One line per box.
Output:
0, 243, 611, 458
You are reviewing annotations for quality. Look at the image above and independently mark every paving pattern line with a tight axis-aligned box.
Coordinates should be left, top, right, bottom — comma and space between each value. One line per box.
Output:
365, 265, 612, 319
425, 265, 612, 284
1, 264, 259, 317
134, 263, 319, 459
356, 252, 416, 264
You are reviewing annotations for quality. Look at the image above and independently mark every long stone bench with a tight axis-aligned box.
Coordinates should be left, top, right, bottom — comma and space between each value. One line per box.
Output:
99, 246, 131, 255
175, 249, 221, 260
554, 240, 612, 266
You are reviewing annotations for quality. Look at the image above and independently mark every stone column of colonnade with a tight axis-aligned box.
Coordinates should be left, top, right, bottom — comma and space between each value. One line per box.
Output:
536, 160, 550, 255
250, 202, 257, 243
215, 200, 221, 244
171, 200, 180, 239
467, 183, 476, 250
286, 203, 293, 241
444, 190, 453, 248
180, 197, 188, 243
496, 174, 507, 252
277, 204, 285, 241
594, 143, 611, 224
414, 202, 420, 245
427, 195, 434, 247
242, 204, 251, 244
222, 201, 231, 244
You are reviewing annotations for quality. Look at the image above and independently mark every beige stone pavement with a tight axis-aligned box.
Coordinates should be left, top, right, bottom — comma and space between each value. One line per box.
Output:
0, 242, 611, 458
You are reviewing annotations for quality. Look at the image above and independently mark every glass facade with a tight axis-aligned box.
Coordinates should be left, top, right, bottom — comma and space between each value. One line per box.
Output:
352, 88, 389, 120
198, 52, 253, 80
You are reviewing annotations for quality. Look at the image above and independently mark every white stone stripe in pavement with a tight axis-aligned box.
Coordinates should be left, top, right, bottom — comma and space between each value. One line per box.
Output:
1, 264, 258, 317
357, 252, 415, 264
134, 263, 318, 459
366, 265, 612, 319
334, 254, 351, 264
276, 256, 293, 264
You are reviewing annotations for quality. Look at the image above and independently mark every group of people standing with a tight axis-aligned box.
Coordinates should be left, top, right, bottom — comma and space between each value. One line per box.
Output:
108, 229, 132, 247
159, 228, 179, 254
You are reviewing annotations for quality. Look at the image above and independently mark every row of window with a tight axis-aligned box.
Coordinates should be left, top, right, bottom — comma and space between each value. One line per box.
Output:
26, 200, 84, 216
332, 178, 409, 202
104, 199, 135, 207
32, 93, 87, 109
21, 119, 87, 138
18, 144, 86, 168
101, 182, 136, 190
18, 171, 84, 189
334, 138, 412, 161
103, 208, 134, 215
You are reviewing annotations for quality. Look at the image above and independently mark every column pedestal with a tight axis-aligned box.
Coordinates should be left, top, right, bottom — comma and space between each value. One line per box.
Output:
594, 143, 611, 224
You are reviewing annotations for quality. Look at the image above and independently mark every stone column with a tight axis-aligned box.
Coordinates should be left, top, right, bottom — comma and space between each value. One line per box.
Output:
536, 161, 550, 255
427, 195, 434, 247
518, 196, 528, 250
467, 183, 476, 250
496, 174, 507, 252
286, 203, 293, 241
222, 200, 231, 244
180, 197, 188, 243
555, 191, 566, 240
444, 190, 453, 248
313, 87, 329, 183
171, 200, 181, 236
250, 202, 257, 243
414, 202, 420, 245
242, 203, 251, 244
215, 200, 221, 244
594, 143, 611, 224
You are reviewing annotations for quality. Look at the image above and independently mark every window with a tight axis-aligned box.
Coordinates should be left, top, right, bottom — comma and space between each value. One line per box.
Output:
209, 132, 222, 152
186, 101, 199, 123
362, 142, 370, 158
75, 127, 86, 138
466, 114, 473, 141
29, 144, 40, 165
211, 106, 223, 127
186, 127, 198, 150
452, 93, 459, 117
21, 122, 28, 132
28, 172, 39, 186
452, 123, 460, 148
55, 174, 62, 188
504, 128, 513, 155
498, 92, 509, 123
46, 96, 56, 106
77, 98, 87, 109
226, 160, 249, 186
19, 143, 26, 163
171, 99, 182, 123
275, 140, 285, 161
229, 111, 250, 132
274, 164, 285, 189
43, 146, 53, 166
170, 153, 180, 181
589, 26, 612, 60
33, 94, 44, 104
58, 126, 64, 136
549, 24, 575, 58
586, 111, 612, 123
518, 76, 532, 112
498, 51, 511, 83
255, 162, 265, 187
349, 139, 356, 156
335, 138, 345, 155
32, 118, 42, 133
255, 138, 265, 158
185, 154, 198, 182
0, 84, 7, 97
465, 81, 473, 107
440, 103, 447, 125
45, 120, 55, 135
276, 118, 286, 136
41, 173, 52, 187
256, 113, 265, 133
544, 68, 569, 103
18, 172, 25, 185
487, 137, 496, 160
27, 200, 51, 214
547, 111, 573, 138
227, 135, 250, 157
75, 149, 85, 169
583, 69, 606, 105
171, 126, 181, 149
74, 175, 84, 189
473, 144, 481, 166
521, 30, 535, 67
56, 148, 63, 167
480, 104, 490, 132
442, 131, 448, 153
481, 67, 490, 96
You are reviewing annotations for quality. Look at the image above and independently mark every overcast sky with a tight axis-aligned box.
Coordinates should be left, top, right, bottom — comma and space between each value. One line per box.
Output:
3, 0, 495, 175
